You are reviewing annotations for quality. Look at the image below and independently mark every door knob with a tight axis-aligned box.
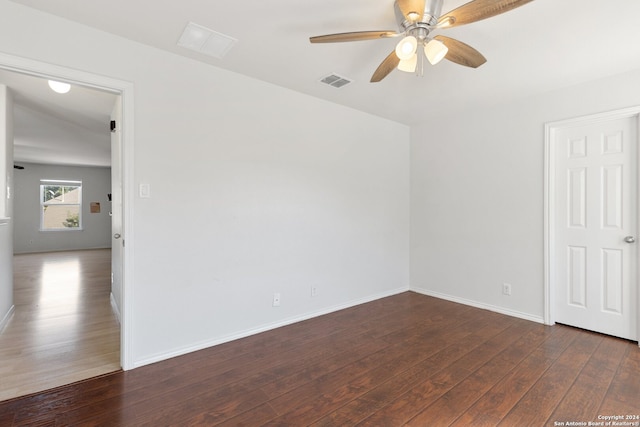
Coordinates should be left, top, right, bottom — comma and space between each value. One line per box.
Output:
624, 236, 635, 243
114, 233, 121, 239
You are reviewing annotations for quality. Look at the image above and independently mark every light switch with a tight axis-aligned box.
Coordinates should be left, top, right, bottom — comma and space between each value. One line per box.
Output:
139, 183, 151, 198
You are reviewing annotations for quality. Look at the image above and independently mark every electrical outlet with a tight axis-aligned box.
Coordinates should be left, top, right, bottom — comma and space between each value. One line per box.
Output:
272, 293, 281, 307
311, 286, 318, 297
502, 283, 512, 296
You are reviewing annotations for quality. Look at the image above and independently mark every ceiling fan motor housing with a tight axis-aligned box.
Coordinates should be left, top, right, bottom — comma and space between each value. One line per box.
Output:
395, 0, 444, 31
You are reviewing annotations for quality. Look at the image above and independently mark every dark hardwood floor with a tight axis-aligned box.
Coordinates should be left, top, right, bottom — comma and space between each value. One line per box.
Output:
0, 292, 638, 426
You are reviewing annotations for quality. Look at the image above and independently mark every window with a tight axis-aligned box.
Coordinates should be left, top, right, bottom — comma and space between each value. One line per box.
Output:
40, 180, 82, 230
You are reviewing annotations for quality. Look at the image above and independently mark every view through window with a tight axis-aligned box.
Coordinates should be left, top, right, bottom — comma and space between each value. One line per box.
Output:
40, 180, 82, 230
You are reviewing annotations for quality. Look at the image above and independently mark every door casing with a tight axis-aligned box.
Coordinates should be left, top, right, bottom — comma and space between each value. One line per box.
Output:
544, 106, 640, 345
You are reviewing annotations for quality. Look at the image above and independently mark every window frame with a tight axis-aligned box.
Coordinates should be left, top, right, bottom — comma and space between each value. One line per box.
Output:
39, 179, 83, 231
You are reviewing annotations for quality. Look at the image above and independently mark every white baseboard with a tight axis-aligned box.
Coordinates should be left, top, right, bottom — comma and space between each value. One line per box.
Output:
133, 285, 410, 369
110, 292, 121, 324
411, 287, 545, 325
0, 305, 15, 333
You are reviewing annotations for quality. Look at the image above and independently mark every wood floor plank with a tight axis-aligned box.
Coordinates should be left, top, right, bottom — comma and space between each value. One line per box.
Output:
598, 343, 640, 415
355, 316, 531, 426
498, 329, 604, 426
547, 334, 629, 423
1, 291, 638, 426
214, 403, 279, 427
406, 321, 553, 426
265, 318, 476, 424
0, 250, 120, 402
308, 312, 510, 426
259, 303, 472, 401
450, 325, 576, 426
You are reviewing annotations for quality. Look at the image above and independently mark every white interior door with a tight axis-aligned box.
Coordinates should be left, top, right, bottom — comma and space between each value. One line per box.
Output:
0, 84, 14, 329
552, 114, 638, 340
110, 98, 123, 320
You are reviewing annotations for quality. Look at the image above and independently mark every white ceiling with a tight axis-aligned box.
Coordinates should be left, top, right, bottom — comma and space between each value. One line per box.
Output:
0, 69, 116, 167
5, 0, 640, 166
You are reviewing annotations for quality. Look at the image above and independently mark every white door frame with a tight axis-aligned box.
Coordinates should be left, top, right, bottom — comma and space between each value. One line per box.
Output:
544, 106, 640, 345
0, 52, 136, 368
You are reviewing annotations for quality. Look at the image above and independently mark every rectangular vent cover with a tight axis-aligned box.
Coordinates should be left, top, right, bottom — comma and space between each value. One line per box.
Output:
178, 22, 237, 59
320, 73, 352, 88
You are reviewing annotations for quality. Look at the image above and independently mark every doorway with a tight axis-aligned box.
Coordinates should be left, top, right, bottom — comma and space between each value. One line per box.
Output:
0, 52, 134, 396
545, 106, 640, 343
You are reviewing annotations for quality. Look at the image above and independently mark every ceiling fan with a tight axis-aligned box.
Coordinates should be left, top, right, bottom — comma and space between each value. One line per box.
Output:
310, 0, 533, 82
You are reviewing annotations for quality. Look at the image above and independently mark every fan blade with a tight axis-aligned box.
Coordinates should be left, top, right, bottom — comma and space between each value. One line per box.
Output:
437, 0, 534, 28
434, 35, 487, 68
370, 50, 401, 83
310, 31, 398, 43
397, 0, 426, 22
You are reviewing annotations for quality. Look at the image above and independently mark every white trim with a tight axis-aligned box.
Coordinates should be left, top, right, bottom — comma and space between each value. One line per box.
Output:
110, 292, 121, 324
412, 287, 545, 325
0, 217, 9, 225
0, 51, 136, 368
133, 286, 410, 369
544, 119, 554, 326
544, 106, 640, 344
0, 305, 14, 333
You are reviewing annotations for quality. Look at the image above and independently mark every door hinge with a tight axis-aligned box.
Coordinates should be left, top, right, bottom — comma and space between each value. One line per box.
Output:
110, 120, 117, 133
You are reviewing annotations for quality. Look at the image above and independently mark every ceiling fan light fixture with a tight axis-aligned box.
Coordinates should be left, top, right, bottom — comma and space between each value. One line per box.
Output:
407, 11, 420, 22
311, 0, 533, 82
395, 35, 417, 60
424, 39, 448, 65
397, 54, 417, 73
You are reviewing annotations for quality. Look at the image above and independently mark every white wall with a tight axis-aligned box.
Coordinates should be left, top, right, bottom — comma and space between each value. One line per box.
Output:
0, 83, 14, 330
13, 162, 112, 254
0, 1, 410, 365
411, 68, 640, 321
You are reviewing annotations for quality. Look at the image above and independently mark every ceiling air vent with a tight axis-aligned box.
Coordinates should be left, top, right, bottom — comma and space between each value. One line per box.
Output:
177, 22, 237, 59
320, 73, 352, 88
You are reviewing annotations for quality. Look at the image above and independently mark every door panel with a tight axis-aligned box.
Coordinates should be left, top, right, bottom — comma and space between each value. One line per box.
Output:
110, 97, 123, 318
568, 245, 586, 307
602, 248, 623, 313
0, 84, 13, 327
553, 115, 637, 340
568, 168, 586, 228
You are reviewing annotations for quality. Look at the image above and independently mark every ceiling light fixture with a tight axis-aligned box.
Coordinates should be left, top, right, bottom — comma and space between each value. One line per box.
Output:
424, 38, 449, 65
397, 55, 418, 73
395, 30, 448, 74
47, 80, 71, 94
390, 1, 450, 76
310, 0, 526, 83
395, 36, 417, 61
407, 12, 421, 22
